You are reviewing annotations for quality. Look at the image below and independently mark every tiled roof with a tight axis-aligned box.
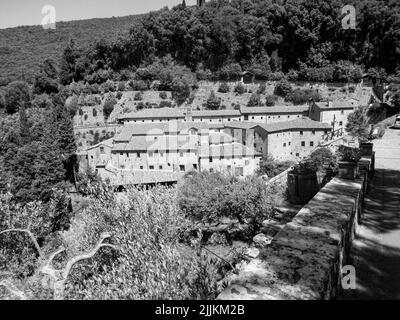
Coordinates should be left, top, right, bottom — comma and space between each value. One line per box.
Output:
258, 118, 332, 133
240, 105, 309, 114
191, 110, 241, 117
118, 108, 185, 120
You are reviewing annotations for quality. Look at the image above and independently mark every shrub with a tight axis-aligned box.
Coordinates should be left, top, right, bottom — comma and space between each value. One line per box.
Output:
205, 91, 221, 110
219, 63, 242, 81
130, 80, 149, 91
159, 100, 172, 108
134, 92, 143, 101
274, 79, 292, 97
217, 83, 230, 93
234, 83, 246, 95
285, 89, 322, 105
116, 91, 123, 100
257, 155, 294, 178
247, 93, 263, 107
103, 94, 117, 120
309, 148, 336, 170
338, 146, 361, 163
159, 91, 168, 99
178, 172, 277, 236
136, 102, 145, 110
290, 161, 318, 175
117, 82, 126, 91
257, 83, 266, 94
265, 94, 278, 106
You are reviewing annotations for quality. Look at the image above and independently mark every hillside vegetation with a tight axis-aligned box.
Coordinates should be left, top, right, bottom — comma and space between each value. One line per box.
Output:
0, 15, 142, 85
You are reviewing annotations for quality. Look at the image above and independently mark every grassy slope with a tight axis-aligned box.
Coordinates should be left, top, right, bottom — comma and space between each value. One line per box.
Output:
0, 14, 142, 85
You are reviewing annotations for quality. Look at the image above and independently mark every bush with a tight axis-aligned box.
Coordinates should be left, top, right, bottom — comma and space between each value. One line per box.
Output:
247, 93, 263, 107
103, 94, 117, 119
134, 92, 143, 101
309, 148, 336, 170
265, 94, 278, 106
258, 155, 294, 177
219, 63, 242, 81
338, 146, 362, 163
274, 79, 292, 97
178, 172, 276, 236
159, 91, 168, 99
116, 91, 123, 100
285, 89, 322, 105
130, 80, 149, 91
136, 102, 145, 110
257, 83, 266, 94
205, 91, 221, 110
234, 83, 246, 95
117, 82, 126, 91
159, 100, 172, 108
217, 83, 230, 93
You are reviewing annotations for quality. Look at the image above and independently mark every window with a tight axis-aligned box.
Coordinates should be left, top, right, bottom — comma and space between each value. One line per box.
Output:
119, 153, 123, 156
296, 153, 299, 157
227, 165, 231, 171
209, 157, 213, 163
149, 165, 154, 170
159, 165, 163, 170
100, 147, 105, 154
288, 115, 290, 118
301, 141, 305, 147
289, 142, 291, 146
300, 131, 304, 135
244, 115, 249, 120
137, 153, 140, 158
339, 121, 343, 126
341, 110, 344, 115
179, 165, 185, 172
252, 116, 255, 120
312, 130, 315, 135
91, 155, 94, 159
149, 151, 154, 157
193, 164, 198, 170
180, 152, 184, 157
310, 141, 314, 147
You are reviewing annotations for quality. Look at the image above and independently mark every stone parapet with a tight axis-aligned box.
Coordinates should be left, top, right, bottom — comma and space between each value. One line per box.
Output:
218, 168, 370, 300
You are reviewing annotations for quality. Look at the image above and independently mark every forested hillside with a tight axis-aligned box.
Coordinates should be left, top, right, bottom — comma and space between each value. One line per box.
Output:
0, 15, 142, 85
1, 0, 399, 87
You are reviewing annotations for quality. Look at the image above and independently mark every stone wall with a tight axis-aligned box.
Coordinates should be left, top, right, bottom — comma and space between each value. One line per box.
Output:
218, 159, 372, 300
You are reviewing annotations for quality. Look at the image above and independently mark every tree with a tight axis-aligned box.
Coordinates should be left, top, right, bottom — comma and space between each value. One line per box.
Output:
257, 155, 294, 178
4, 81, 31, 114
103, 94, 117, 120
274, 79, 292, 97
33, 59, 59, 95
205, 91, 221, 110
247, 93, 263, 107
346, 107, 370, 140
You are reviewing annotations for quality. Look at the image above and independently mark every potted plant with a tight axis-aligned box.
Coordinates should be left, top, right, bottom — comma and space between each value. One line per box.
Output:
287, 160, 319, 205
337, 146, 361, 180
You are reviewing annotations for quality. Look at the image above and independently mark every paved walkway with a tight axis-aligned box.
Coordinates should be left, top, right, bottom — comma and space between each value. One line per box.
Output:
340, 128, 400, 299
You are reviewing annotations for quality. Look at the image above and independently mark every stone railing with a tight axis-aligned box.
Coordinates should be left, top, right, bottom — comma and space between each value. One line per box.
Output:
218, 155, 373, 300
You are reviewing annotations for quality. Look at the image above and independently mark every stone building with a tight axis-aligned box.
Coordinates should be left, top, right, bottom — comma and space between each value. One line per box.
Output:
308, 100, 357, 132
81, 121, 262, 182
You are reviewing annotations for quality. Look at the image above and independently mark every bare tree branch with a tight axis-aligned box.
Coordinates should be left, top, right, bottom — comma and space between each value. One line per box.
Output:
46, 247, 66, 267
0, 228, 42, 258
0, 280, 26, 300
62, 233, 117, 280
